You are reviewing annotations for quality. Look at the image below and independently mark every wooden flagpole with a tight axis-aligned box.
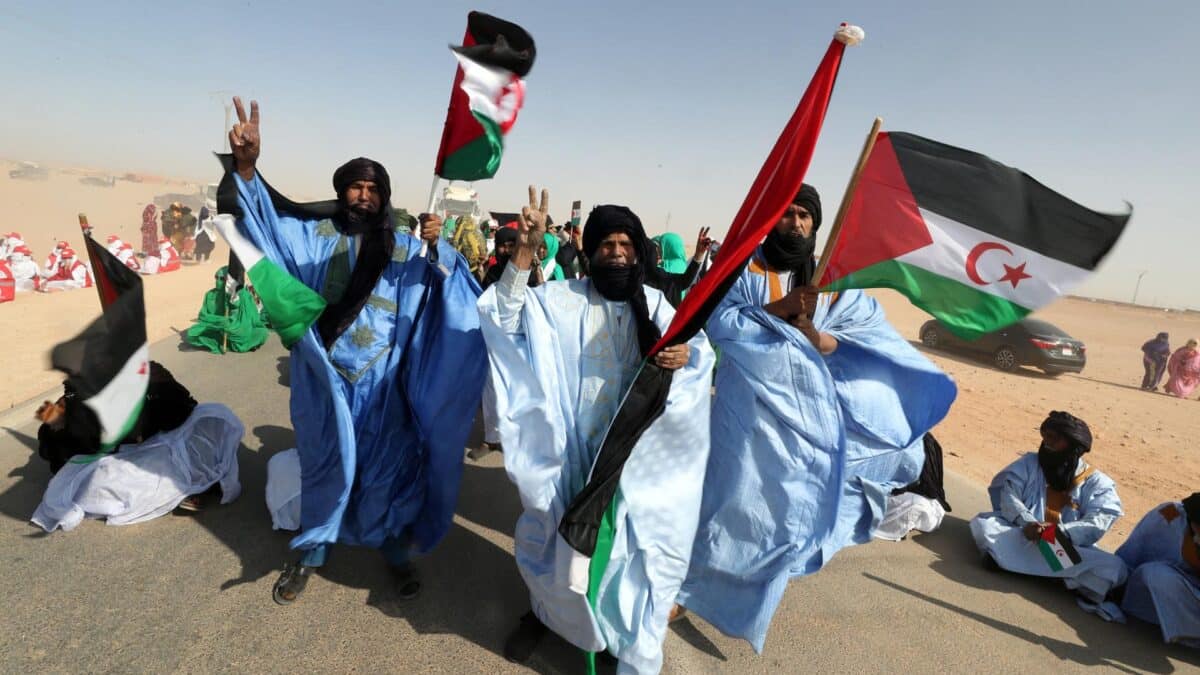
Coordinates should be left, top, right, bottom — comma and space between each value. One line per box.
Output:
813, 116, 883, 287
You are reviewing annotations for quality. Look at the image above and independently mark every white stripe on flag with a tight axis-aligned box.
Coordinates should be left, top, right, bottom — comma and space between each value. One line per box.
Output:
85, 342, 149, 445
212, 214, 264, 269
897, 208, 1091, 310
452, 52, 524, 130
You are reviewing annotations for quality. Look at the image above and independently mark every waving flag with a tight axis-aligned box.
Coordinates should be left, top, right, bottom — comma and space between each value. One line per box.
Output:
558, 24, 863, 562
819, 131, 1131, 339
211, 214, 326, 348
434, 12, 536, 181
51, 234, 149, 452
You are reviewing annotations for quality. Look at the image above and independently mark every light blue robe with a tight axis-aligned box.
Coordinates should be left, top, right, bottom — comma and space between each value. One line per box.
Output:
970, 453, 1126, 601
478, 264, 715, 674
1116, 502, 1200, 646
677, 251, 957, 652
234, 173, 486, 554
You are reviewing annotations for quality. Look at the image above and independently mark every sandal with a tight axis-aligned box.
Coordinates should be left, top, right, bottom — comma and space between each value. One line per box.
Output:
175, 494, 205, 513
273, 563, 314, 605
392, 564, 421, 601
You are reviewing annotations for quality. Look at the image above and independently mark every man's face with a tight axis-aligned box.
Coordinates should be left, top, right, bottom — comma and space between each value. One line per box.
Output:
496, 240, 515, 257
775, 203, 814, 237
594, 232, 637, 267
344, 180, 382, 213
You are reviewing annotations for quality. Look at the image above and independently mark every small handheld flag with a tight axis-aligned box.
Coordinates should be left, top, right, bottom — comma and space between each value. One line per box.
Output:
1038, 523, 1082, 572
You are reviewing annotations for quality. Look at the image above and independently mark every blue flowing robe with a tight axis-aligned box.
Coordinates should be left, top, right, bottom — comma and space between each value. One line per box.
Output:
969, 453, 1126, 601
234, 173, 486, 553
1116, 502, 1200, 646
478, 264, 715, 674
677, 251, 957, 652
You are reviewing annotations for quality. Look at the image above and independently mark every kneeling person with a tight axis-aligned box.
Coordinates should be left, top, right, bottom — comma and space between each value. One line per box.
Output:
31, 361, 242, 530
970, 411, 1126, 605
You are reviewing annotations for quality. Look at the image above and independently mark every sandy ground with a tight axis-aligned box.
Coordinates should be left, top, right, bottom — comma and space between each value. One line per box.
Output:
3, 158, 1198, 547
0, 160, 225, 410
876, 290, 1200, 545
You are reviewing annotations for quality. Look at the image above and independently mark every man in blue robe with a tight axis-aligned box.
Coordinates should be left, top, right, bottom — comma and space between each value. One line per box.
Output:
1115, 492, 1200, 645
970, 411, 1126, 611
479, 191, 714, 673
223, 97, 487, 605
676, 185, 957, 652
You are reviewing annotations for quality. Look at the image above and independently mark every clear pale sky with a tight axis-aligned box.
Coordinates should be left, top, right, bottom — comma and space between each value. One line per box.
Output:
2, 1, 1196, 307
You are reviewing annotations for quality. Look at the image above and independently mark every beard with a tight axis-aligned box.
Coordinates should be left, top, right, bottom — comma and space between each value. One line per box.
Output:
340, 202, 387, 233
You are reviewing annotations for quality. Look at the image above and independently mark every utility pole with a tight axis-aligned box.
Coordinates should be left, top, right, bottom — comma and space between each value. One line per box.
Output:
1132, 270, 1147, 305
209, 90, 234, 152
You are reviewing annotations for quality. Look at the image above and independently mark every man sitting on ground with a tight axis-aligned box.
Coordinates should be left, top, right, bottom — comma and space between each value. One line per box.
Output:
970, 411, 1126, 613
1114, 492, 1200, 646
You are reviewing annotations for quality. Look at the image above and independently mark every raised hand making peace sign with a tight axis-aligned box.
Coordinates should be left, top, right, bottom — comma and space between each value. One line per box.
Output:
229, 97, 261, 180
511, 185, 550, 271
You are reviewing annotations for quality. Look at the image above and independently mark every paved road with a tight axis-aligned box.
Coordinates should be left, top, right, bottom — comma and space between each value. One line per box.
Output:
0, 336, 1196, 673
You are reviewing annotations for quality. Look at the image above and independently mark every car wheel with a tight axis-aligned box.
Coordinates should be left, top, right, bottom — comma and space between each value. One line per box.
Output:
993, 346, 1017, 372
921, 326, 940, 349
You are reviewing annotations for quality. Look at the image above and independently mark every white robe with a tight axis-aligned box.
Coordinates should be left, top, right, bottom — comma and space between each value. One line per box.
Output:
970, 453, 1126, 602
9, 257, 40, 292
31, 403, 243, 532
1116, 502, 1200, 646
479, 263, 714, 674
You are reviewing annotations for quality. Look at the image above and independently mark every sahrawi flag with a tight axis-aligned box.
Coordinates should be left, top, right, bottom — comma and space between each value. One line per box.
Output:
434, 12, 536, 181
51, 234, 149, 453
1039, 523, 1082, 572
820, 131, 1131, 339
211, 214, 326, 348
557, 23, 863, 571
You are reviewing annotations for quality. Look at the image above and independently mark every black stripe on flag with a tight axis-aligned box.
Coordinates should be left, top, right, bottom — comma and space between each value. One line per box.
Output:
889, 132, 1130, 270
456, 11, 536, 77
51, 240, 147, 413
1056, 525, 1082, 565
558, 363, 673, 556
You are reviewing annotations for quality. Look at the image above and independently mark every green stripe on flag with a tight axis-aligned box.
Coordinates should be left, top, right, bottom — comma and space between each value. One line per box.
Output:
584, 490, 620, 674
247, 257, 327, 348
1038, 540, 1065, 572
69, 396, 146, 464
438, 113, 504, 181
824, 259, 1030, 341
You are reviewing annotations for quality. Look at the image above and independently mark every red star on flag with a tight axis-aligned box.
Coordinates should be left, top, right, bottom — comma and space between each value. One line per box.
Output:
999, 262, 1032, 288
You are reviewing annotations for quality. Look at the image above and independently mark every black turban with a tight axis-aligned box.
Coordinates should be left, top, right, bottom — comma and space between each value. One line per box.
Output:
581, 205, 661, 356
494, 227, 519, 248
792, 183, 822, 231
318, 157, 395, 347
1040, 411, 1092, 453
332, 157, 391, 207
1183, 492, 1200, 524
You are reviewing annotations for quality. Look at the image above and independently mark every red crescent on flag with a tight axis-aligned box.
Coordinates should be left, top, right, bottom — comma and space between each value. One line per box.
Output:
965, 241, 1013, 285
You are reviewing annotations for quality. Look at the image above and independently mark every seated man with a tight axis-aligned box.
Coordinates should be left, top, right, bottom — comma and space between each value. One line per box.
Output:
1115, 492, 1200, 646
31, 361, 242, 531
40, 248, 92, 292
970, 411, 1126, 607
8, 246, 40, 292
184, 266, 268, 354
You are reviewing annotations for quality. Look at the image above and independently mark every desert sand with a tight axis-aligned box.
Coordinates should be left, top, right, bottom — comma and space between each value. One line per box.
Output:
0, 159, 226, 410
3, 159, 1197, 547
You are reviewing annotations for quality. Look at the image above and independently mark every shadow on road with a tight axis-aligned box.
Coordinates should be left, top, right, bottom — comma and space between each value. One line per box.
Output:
3, 426, 38, 452
905, 514, 1200, 672
0, 449, 50, 526
275, 356, 289, 387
